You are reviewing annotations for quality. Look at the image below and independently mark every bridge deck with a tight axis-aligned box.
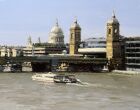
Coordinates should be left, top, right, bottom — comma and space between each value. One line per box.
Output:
0, 56, 108, 64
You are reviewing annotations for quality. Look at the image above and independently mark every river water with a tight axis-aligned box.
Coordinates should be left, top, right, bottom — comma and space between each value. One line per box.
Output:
0, 72, 140, 110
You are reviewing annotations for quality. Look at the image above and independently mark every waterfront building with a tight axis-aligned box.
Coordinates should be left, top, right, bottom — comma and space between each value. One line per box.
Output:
78, 37, 106, 58
125, 37, 140, 71
0, 46, 23, 57
23, 37, 66, 56
0, 47, 12, 57
23, 36, 46, 56
81, 37, 106, 48
11, 48, 23, 57
69, 19, 81, 55
48, 20, 64, 45
106, 12, 124, 70
23, 46, 47, 56
34, 43, 66, 55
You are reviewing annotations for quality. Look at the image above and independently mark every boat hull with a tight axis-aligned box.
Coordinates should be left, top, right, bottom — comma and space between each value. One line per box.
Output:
32, 72, 56, 82
53, 75, 78, 84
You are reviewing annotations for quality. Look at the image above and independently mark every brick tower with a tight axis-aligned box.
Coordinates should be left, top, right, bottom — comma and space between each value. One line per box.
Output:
69, 19, 81, 55
106, 12, 123, 70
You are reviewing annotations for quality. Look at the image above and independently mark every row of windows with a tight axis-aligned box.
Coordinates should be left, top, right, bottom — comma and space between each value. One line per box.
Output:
126, 49, 140, 52
85, 44, 106, 47
84, 46, 106, 48
126, 53, 140, 57
85, 42, 106, 44
126, 59, 140, 63
51, 37, 64, 42
126, 65, 140, 68
126, 43, 140, 47
82, 40, 106, 48
85, 41, 106, 43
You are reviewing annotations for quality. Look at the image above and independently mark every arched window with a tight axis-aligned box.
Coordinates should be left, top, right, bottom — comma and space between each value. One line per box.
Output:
71, 33, 74, 40
108, 29, 111, 34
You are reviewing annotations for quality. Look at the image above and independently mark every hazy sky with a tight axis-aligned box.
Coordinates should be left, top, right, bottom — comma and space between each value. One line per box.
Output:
0, 0, 140, 45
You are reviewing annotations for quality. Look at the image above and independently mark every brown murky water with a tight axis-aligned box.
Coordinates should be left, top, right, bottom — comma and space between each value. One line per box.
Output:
0, 72, 140, 110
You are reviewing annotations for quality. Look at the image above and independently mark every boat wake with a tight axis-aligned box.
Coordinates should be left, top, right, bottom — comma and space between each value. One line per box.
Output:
66, 79, 91, 87
32, 73, 92, 87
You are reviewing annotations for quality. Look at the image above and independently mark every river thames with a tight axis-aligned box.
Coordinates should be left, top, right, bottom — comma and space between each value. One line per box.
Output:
0, 72, 140, 110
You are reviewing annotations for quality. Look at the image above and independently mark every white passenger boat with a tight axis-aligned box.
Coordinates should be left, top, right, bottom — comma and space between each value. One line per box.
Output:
32, 72, 56, 82
53, 74, 80, 84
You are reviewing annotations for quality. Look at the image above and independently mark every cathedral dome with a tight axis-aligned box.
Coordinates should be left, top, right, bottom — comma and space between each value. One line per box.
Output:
48, 21, 64, 44
107, 12, 119, 24
50, 24, 63, 34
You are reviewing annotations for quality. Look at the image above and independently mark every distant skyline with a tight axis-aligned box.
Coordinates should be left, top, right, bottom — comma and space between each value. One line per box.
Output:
0, 0, 140, 45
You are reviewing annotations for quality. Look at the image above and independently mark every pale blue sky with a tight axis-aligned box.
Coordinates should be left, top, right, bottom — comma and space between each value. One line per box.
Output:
0, 0, 140, 45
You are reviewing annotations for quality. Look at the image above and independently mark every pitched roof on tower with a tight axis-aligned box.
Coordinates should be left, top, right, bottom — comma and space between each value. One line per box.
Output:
70, 17, 81, 29
107, 11, 119, 24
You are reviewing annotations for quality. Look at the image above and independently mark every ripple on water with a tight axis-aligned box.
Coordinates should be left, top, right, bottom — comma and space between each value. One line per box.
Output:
0, 72, 140, 110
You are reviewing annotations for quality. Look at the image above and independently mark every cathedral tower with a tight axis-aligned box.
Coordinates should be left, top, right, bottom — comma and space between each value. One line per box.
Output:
69, 19, 81, 55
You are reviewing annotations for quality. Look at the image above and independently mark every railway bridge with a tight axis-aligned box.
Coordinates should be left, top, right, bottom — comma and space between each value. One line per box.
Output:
0, 55, 108, 72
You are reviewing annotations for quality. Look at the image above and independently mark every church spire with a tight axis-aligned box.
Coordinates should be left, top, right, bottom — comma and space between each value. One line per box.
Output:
37, 37, 41, 43
56, 18, 59, 26
70, 17, 81, 29
112, 10, 116, 18
74, 16, 78, 24
27, 36, 33, 47
107, 11, 119, 24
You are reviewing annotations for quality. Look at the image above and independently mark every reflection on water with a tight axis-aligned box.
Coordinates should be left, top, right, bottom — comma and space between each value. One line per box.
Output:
0, 72, 140, 110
